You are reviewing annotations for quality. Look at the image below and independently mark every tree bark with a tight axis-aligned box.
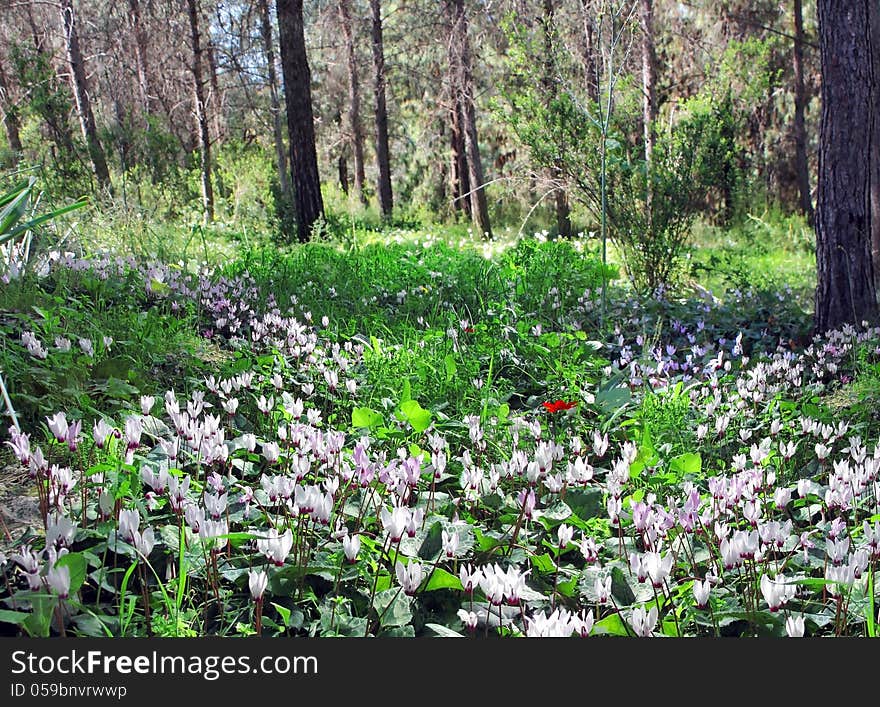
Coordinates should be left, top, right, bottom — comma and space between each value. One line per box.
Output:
257, 0, 290, 199
579, 0, 600, 105
450, 92, 471, 218
0, 55, 23, 156
446, 0, 491, 239
127, 0, 153, 120
542, 0, 571, 238
186, 0, 214, 223
207, 34, 224, 143
640, 0, 657, 167
339, 0, 367, 206
870, 0, 880, 293
814, 0, 878, 333
276, 0, 324, 242
60, 0, 112, 192
793, 0, 814, 222
370, 0, 393, 218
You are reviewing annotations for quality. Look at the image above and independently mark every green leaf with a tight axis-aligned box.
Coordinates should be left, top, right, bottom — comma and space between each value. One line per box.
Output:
271, 602, 291, 629
0, 609, 30, 626
400, 399, 432, 433
374, 589, 413, 627
530, 553, 556, 574
444, 354, 457, 383
352, 407, 384, 428
592, 612, 629, 636
424, 567, 463, 592
567, 488, 604, 521
670, 452, 702, 476
426, 623, 464, 637
54, 552, 87, 595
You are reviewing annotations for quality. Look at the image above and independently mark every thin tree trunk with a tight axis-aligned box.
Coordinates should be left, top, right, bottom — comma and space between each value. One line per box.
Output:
60, 0, 112, 192
207, 36, 224, 143
257, 0, 290, 199
814, 0, 878, 333
370, 0, 393, 218
127, 0, 152, 120
338, 155, 349, 194
0, 55, 23, 156
447, 0, 491, 239
339, 0, 367, 206
640, 0, 657, 165
186, 0, 214, 223
793, 0, 814, 222
450, 94, 471, 218
542, 0, 571, 238
870, 0, 880, 293
276, 0, 324, 242
640, 0, 657, 229
580, 0, 600, 105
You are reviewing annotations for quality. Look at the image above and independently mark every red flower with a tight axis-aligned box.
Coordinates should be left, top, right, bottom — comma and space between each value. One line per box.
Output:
464, 327, 475, 334
542, 399, 578, 414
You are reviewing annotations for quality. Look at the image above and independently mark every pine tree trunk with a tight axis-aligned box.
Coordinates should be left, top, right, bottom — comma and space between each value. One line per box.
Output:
0, 55, 23, 156
276, 0, 324, 242
579, 0, 600, 105
793, 0, 814, 222
60, 0, 112, 192
450, 95, 471, 218
370, 0, 393, 218
207, 36, 224, 143
339, 0, 367, 206
814, 0, 878, 333
186, 0, 214, 223
640, 0, 657, 166
447, 0, 491, 239
127, 0, 152, 120
257, 0, 290, 199
870, 0, 880, 293
640, 0, 657, 229
542, 0, 571, 238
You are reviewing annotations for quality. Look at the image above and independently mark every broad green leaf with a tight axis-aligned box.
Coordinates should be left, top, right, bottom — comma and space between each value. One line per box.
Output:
54, 552, 87, 595
424, 568, 463, 592
592, 612, 629, 636
426, 623, 464, 637
0, 609, 30, 626
352, 407, 384, 428
670, 452, 702, 476
374, 589, 413, 627
444, 354, 457, 382
400, 399, 432, 433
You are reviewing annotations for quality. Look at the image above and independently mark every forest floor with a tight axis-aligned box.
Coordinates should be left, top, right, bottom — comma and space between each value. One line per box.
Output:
1, 222, 878, 638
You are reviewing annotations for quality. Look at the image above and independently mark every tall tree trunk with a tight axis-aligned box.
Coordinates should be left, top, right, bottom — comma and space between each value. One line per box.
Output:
60, 0, 112, 192
447, 0, 491, 239
0, 56, 23, 156
542, 0, 571, 238
814, 0, 878, 333
579, 0, 600, 105
640, 0, 657, 229
338, 155, 349, 194
207, 36, 224, 143
793, 0, 814, 222
276, 0, 324, 242
870, 0, 880, 293
127, 0, 152, 120
186, 0, 214, 223
450, 90, 471, 218
339, 0, 367, 206
257, 0, 290, 200
640, 0, 657, 165
370, 0, 393, 218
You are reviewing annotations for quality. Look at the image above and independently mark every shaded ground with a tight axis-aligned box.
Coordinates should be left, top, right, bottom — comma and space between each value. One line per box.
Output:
0, 464, 42, 554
